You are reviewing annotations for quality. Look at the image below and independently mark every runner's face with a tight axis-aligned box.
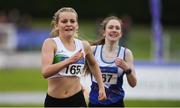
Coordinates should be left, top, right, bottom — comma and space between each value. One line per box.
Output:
104, 19, 122, 42
57, 12, 78, 37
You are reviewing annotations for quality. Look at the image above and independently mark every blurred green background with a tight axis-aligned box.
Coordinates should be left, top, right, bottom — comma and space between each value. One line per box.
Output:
0, 0, 180, 107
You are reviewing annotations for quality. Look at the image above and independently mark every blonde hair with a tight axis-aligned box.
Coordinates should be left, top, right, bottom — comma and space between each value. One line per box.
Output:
50, 7, 78, 37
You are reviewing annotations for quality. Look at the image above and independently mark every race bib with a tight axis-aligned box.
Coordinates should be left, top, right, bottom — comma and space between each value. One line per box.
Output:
59, 64, 84, 77
92, 67, 118, 85
102, 72, 118, 84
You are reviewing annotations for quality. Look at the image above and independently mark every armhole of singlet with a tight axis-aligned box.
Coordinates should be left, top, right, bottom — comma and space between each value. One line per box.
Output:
76, 39, 85, 58
52, 37, 59, 54
90, 45, 98, 82
93, 45, 98, 56
123, 47, 126, 61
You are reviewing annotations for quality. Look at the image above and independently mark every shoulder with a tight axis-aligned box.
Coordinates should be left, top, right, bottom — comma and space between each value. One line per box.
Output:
43, 38, 55, 45
42, 38, 56, 49
124, 48, 134, 61
125, 48, 132, 55
81, 40, 97, 50
80, 40, 92, 55
81, 40, 90, 50
91, 45, 96, 52
81, 39, 88, 44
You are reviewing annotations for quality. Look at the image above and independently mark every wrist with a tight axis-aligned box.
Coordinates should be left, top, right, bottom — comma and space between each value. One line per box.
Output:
98, 83, 105, 90
99, 84, 104, 88
124, 68, 132, 75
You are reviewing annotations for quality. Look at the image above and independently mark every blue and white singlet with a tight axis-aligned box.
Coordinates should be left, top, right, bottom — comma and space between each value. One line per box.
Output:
89, 45, 126, 105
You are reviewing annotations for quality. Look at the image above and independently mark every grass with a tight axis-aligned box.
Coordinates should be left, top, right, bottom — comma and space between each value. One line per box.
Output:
0, 68, 47, 92
125, 99, 180, 107
127, 25, 152, 59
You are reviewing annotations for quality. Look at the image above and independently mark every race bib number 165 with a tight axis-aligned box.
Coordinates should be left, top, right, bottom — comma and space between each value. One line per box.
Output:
65, 64, 83, 76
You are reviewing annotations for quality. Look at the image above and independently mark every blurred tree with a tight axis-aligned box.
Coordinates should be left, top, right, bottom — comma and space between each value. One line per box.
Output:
0, 0, 179, 25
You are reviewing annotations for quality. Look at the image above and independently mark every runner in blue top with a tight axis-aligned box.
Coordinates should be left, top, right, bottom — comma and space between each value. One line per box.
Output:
89, 16, 137, 107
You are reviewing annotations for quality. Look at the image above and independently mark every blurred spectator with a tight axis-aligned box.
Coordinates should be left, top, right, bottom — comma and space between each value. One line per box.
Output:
7, 9, 33, 30
8, 9, 21, 26
0, 10, 17, 52
19, 13, 32, 30
119, 15, 132, 47
0, 10, 8, 23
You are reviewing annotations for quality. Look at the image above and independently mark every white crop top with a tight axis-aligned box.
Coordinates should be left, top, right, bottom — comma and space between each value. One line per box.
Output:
48, 37, 86, 79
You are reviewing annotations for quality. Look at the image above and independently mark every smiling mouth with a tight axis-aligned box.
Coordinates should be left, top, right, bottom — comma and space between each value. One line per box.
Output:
64, 27, 74, 31
65, 29, 73, 31
109, 34, 117, 38
65, 28, 73, 31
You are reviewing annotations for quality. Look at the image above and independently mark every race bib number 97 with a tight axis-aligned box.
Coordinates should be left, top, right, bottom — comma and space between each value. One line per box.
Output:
92, 72, 118, 85
102, 73, 118, 84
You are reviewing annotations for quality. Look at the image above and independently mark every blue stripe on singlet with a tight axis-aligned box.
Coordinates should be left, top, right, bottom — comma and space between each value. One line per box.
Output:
100, 66, 118, 73
60, 57, 85, 64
